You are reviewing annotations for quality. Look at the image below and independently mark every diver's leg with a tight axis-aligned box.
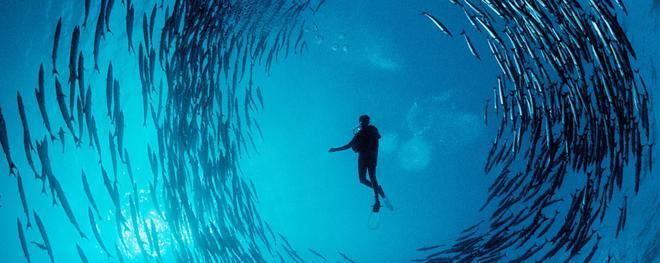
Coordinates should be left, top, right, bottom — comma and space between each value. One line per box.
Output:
367, 163, 380, 200
369, 162, 393, 211
368, 163, 386, 198
367, 162, 381, 212
358, 158, 373, 188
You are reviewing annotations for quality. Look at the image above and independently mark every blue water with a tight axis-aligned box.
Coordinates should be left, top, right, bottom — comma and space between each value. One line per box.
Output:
0, 0, 658, 262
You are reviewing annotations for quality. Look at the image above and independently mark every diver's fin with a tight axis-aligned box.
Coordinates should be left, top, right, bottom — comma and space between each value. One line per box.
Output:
368, 211, 380, 230
377, 186, 394, 211
383, 197, 394, 211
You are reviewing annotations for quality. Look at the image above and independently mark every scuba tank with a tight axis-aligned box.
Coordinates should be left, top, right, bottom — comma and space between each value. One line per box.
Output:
351, 125, 362, 152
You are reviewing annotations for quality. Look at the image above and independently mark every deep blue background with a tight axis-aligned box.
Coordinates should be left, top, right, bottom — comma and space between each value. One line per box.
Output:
0, 0, 658, 262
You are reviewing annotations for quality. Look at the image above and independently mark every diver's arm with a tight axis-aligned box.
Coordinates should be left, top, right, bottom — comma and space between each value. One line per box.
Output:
329, 137, 355, 152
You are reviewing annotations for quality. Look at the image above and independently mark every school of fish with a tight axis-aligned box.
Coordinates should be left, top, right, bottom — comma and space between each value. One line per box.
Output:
0, 0, 365, 262
417, 0, 655, 262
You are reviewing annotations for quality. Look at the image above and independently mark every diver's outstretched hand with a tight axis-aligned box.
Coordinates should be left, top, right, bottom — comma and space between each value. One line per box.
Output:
328, 148, 337, 152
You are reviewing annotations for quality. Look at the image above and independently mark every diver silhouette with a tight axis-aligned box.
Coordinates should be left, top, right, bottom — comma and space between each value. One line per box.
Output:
329, 115, 390, 213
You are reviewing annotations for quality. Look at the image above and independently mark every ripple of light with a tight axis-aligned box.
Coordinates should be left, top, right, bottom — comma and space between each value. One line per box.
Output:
119, 209, 172, 259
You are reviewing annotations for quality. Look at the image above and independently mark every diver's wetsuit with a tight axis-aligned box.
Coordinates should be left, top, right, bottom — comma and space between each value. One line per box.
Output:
336, 124, 384, 200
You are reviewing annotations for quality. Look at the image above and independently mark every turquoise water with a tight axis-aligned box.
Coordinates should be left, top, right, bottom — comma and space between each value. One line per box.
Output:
0, 0, 658, 262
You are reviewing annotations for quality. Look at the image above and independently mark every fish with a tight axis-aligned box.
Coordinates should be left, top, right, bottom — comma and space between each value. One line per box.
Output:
33, 211, 54, 263
68, 25, 80, 85
68, 27, 80, 119
142, 13, 150, 50
101, 166, 119, 208
55, 77, 79, 144
77, 51, 85, 108
106, 61, 114, 118
149, 6, 157, 43
141, 68, 149, 126
93, 13, 103, 72
115, 111, 125, 161
35, 137, 54, 196
48, 169, 87, 239
36, 65, 57, 141
88, 208, 112, 257
307, 248, 327, 261
148, 219, 162, 259
582, 235, 601, 263
17, 174, 32, 228
311, 0, 326, 13
17, 92, 39, 178
30, 242, 47, 251
76, 243, 89, 263
105, 0, 115, 33
138, 44, 145, 88
89, 115, 102, 162
113, 79, 121, 123
256, 85, 264, 109
0, 105, 17, 175
83, 0, 90, 28
16, 92, 33, 149
77, 98, 84, 144
338, 251, 357, 263
421, 11, 453, 37
460, 30, 480, 60
148, 48, 155, 92
81, 170, 101, 219
17, 218, 31, 263
83, 86, 102, 161
51, 18, 62, 75
126, 4, 135, 53
98, 0, 107, 37
484, 99, 489, 126
614, 0, 628, 14
109, 131, 118, 181
83, 87, 93, 145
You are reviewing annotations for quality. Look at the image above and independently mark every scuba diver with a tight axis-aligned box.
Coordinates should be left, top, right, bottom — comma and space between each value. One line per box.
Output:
329, 115, 392, 212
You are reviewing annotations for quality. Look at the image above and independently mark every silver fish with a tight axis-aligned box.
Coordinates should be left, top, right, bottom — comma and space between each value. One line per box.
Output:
421, 11, 453, 37
461, 30, 480, 60
105, 0, 115, 33
51, 18, 62, 75
126, 4, 135, 53
81, 170, 101, 218
68, 26, 80, 117
17, 92, 38, 178
83, 0, 90, 28
17, 218, 31, 263
76, 243, 89, 263
33, 211, 54, 263
17, 174, 32, 228
88, 208, 112, 257
55, 77, 79, 144
0, 105, 17, 175
36, 64, 56, 140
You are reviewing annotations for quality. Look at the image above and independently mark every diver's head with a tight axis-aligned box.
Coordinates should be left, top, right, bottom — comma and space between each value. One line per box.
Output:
359, 114, 370, 128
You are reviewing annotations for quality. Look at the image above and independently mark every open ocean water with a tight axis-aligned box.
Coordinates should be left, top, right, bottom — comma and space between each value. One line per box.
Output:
0, 0, 658, 262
